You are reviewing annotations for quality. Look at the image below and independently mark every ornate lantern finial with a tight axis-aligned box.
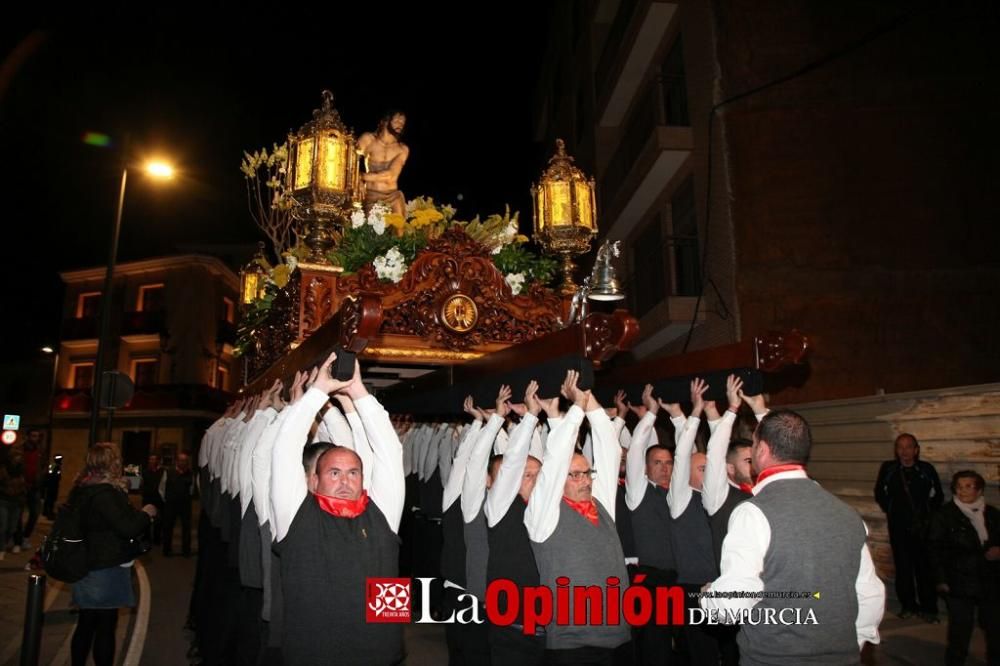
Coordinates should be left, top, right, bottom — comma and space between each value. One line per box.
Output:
531, 139, 598, 295
286, 91, 361, 267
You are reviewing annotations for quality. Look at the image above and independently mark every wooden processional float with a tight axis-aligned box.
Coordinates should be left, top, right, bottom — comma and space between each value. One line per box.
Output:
240, 229, 810, 414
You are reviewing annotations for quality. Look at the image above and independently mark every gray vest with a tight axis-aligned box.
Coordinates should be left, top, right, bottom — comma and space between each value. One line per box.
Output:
630, 483, 676, 572
531, 500, 631, 650
737, 478, 866, 666
671, 490, 718, 584
463, 506, 489, 602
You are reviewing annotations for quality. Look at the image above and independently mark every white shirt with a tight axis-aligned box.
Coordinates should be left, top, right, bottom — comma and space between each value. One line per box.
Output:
484, 413, 538, 528
239, 408, 277, 516
462, 414, 505, 524
251, 408, 290, 529
626, 412, 685, 511
700, 469, 885, 649
524, 406, 622, 543
442, 421, 482, 512
270, 388, 404, 542
667, 415, 702, 518
524, 406, 584, 543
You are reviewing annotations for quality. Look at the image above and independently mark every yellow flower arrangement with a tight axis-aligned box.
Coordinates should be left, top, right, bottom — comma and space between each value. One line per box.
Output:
409, 207, 444, 228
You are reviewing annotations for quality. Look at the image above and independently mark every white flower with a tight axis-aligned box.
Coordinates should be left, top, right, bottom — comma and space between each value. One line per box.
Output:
405, 199, 419, 215
442, 204, 456, 219
285, 255, 298, 273
373, 247, 407, 283
505, 272, 526, 296
350, 209, 366, 229
368, 205, 387, 235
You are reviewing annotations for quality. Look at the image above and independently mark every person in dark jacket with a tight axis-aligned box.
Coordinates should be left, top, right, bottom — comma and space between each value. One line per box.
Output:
927, 470, 1000, 666
161, 452, 194, 556
69, 442, 157, 666
874, 433, 943, 620
140, 454, 164, 544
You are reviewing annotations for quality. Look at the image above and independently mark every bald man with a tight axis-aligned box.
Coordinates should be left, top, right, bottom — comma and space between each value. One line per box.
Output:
667, 379, 720, 666
270, 355, 405, 666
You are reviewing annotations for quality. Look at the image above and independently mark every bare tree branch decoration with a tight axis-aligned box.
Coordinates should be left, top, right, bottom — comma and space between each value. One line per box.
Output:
240, 142, 296, 258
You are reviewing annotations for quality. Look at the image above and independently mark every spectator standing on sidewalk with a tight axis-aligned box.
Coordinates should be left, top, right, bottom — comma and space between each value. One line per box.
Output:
875, 433, 944, 621
0, 445, 26, 558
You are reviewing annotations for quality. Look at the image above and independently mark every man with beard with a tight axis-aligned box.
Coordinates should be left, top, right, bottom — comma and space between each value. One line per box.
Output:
702, 410, 885, 664
358, 110, 409, 216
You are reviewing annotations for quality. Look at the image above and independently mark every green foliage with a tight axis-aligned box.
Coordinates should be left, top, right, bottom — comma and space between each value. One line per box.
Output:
328, 226, 422, 273
492, 243, 559, 286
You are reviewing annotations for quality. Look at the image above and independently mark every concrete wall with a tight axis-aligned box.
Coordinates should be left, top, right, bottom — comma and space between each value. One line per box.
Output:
788, 382, 1000, 578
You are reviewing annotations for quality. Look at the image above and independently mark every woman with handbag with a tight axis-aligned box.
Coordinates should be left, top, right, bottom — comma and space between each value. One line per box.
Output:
68, 442, 157, 666
927, 470, 1000, 666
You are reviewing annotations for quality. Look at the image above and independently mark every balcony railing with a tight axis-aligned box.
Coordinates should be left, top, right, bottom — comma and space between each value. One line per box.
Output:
121, 310, 167, 337
54, 383, 233, 414
61, 316, 99, 340
600, 77, 689, 210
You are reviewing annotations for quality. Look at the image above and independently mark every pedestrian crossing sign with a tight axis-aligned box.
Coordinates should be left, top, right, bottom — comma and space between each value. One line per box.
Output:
2, 414, 19, 431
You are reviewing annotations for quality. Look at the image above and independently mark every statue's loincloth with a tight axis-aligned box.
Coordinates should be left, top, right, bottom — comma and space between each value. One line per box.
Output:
364, 188, 405, 211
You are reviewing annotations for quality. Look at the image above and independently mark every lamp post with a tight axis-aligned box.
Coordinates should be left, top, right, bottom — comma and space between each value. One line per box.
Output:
87, 156, 175, 447
41, 346, 58, 465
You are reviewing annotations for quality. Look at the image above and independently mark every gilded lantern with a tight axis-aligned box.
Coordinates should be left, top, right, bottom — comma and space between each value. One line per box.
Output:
531, 139, 598, 295
240, 242, 269, 307
286, 90, 362, 265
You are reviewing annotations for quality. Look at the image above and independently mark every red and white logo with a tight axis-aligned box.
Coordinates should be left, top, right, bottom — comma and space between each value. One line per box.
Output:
366, 578, 411, 623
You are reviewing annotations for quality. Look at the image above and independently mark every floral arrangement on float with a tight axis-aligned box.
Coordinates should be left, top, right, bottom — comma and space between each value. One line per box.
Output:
235, 150, 559, 357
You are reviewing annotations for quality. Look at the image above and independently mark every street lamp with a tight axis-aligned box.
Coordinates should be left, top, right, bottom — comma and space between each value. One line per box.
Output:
88, 155, 176, 446
41, 346, 58, 471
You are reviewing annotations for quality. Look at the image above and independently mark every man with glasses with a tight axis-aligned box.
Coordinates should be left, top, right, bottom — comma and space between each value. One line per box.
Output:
525, 370, 631, 665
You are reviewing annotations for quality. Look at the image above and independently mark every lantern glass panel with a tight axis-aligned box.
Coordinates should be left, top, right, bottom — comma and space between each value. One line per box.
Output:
574, 181, 594, 229
241, 273, 260, 305
318, 132, 348, 191
548, 180, 572, 227
534, 188, 546, 233
294, 138, 315, 190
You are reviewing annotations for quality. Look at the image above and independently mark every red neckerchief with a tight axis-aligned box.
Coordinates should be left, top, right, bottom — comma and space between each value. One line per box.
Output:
313, 490, 370, 518
738, 482, 753, 494
753, 464, 806, 491
563, 496, 599, 526
617, 477, 626, 486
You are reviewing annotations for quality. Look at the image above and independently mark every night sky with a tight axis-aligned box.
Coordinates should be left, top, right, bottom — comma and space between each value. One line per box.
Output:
0, 9, 551, 359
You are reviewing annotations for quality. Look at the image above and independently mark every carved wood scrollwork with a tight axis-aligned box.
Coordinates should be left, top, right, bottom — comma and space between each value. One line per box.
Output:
301, 271, 336, 337
754, 330, 809, 372
582, 310, 640, 367
335, 228, 563, 348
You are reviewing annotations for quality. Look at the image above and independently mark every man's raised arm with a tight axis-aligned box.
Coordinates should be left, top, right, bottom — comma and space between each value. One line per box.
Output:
703, 375, 742, 517
667, 377, 708, 519
525, 370, 587, 543
462, 386, 510, 523
485, 381, 540, 527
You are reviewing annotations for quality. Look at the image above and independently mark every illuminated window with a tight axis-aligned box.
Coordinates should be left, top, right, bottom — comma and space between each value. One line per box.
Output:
76, 292, 102, 318
131, 357, 160, 387
71, 362, 95, 389
215, 363, 230, 391
223, 297, 235, 324
137, 284, 165, 312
